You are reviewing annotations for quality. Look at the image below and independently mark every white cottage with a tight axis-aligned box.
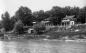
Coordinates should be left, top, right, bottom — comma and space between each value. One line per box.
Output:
61, 15, 76, 28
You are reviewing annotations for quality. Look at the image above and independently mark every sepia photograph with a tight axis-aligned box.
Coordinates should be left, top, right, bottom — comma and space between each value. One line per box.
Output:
0, 0, 86, 53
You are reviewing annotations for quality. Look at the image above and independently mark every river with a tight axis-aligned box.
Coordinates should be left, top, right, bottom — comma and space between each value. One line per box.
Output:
0, 39, 86, 53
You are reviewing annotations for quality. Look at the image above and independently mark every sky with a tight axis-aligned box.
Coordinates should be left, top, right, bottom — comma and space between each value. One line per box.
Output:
0, 0, 86, 20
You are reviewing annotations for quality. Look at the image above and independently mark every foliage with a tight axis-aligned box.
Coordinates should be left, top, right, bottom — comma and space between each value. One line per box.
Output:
15, 6, 33, 26
1, 12, 15, 31
33, 10, 49, 22
77, 7, 86, 23
34, 24, 46, 34
13, 20, 24, 34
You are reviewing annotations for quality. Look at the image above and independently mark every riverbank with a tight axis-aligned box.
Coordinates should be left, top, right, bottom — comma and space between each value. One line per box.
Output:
1, 34, 86, 43
1, 23, 86, 41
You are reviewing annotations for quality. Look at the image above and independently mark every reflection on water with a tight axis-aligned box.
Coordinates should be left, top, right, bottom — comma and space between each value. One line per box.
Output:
0, 40, 86, 53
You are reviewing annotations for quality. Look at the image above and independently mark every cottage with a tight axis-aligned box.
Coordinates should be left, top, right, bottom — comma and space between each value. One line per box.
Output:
61, 15, 76, 28
41, 18, 55, 30
41, 18, 51, 26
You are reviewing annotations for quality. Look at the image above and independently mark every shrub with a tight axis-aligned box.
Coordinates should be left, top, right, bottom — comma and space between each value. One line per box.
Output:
34, 24, 46, 34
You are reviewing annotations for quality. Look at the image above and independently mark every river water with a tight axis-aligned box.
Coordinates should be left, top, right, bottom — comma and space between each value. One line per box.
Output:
0, 40, 86, 53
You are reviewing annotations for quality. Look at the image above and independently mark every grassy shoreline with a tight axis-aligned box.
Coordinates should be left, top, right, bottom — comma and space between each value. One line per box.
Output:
0, 33, 86, 42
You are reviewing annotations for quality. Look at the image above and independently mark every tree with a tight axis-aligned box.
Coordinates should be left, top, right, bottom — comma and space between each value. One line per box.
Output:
47, 6, 65, 25
34, 24, 46, 34
63, 6, 72, 15
15, 6, 33, 26
1, 12, 14, 31
77, 7, 86, 23
13, 20, 24, 34
33, 10, 49, 22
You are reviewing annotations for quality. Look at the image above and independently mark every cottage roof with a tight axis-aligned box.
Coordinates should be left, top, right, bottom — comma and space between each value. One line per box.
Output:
63, 15, 75, 19
63, 15, 75, 21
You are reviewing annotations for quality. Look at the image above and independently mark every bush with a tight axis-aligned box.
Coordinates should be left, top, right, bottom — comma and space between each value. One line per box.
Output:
13, 20, 24, 34
34, 24, 46, 34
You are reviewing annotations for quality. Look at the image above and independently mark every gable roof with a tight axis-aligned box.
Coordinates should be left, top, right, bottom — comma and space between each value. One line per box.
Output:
63, 15, 75, 20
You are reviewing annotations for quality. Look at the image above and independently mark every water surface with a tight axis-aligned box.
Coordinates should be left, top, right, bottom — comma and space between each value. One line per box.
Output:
0, 40, 86, 53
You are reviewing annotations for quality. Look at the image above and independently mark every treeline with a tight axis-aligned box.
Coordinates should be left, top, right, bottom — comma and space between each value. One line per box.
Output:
1, 6, 86, 33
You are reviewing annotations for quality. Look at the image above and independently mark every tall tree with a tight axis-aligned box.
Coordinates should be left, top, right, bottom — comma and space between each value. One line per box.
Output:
15, 6, 33, 26
77, 7, 86, 23
1, 12, 14, 31
48, 6, 65, 25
